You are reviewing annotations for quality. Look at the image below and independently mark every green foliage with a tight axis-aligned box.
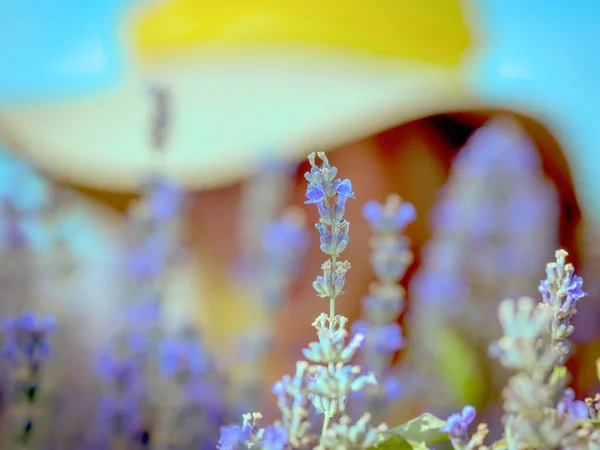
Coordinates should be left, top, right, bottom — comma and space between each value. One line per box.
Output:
435, 327, 486, 407
370, 413, 449, 449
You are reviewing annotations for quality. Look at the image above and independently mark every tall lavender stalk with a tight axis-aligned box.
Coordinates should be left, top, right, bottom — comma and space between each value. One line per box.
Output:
406, 116, 559, 409
218, 152, 388, 450
0, 148, 62, 448
1, 313, 55, 447
440, 250, 598, 449
351, 194, 416, 414
95, 85, 189, 448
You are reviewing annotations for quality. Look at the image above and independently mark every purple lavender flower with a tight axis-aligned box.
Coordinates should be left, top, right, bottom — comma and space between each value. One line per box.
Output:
537, 250, 587, 351
304, 152, 355, 231
557, 388, 590, 419
261, 425, 289, 450
405, 117, 560, 416
381, 375, 403, 401
351, 321, 405, 353
257, 211, 310, 306
186, 377, 224, 410
261, 214, 309, 267
538, 255, 586, 313
95, 350, 144, 392
2, 312, 56, 367
363, 199, 416, 233
95, 349, 148, 445
123, 298, 161, 330
157, 338, 208, 378
222, 152, 389, 447
351, 195, 414, 417
218, 424, 251, 449
441, 405, 476, 439
1, 312, 55, 442
97, 394, 144, 437
305, 184, 326, 204
145, 177, 184, 222
127, 233, 170, 279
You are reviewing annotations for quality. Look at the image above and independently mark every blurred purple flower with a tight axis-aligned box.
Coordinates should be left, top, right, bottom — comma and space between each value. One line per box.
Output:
441, 405, 476, 439
363, 199, 416, 233
2, 312, 56, 366
123, 299, 161, 329
186, 378, 224, 410
128, 233, 169, 279
352, 321, 405, 353
262, 216, 309, 265
145, 178, 184, 222
557, 388, 590, 419
382, 375, 403, 401
218, 424, 250, 449
96, 350, 143, 391
157, 338, 208, 378
97, 394, 143, 437
261, 425, 288, 450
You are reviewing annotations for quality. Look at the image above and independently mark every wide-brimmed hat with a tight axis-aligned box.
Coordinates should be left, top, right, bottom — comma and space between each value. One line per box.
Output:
0, 1, 598, 222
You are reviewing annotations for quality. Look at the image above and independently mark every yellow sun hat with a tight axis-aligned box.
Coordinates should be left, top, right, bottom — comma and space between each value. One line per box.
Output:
2, 0, 600, 228
0, 0, 476, 191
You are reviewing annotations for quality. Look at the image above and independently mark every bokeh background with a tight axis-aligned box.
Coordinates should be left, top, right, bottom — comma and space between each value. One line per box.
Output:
0, 0, 599, 448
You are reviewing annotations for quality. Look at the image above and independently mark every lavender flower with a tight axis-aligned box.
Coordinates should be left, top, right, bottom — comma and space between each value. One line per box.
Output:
93, 84, 200, 449
155, 331, 227, 449
405, 117, 559, 410
557, 389, 589, 419
261, 424, 289, 450
485, 251, 592, 449
351, 194, 415, 415
538, 249, 587, 357
1, 312, 55, 442
143, 177, 184, 224
259, 211, 309, 307
303, 153, 381, 435
441, 405, 476, 439
95, 349, 146, 441
219, 152, 388, 449
2, 313, 55, 368
218, 413, 264, 450
157, 337, 208, 379
218, 424, 251, 449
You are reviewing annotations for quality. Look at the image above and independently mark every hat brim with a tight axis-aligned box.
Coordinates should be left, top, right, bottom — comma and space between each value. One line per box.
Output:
0, 44, 477, 192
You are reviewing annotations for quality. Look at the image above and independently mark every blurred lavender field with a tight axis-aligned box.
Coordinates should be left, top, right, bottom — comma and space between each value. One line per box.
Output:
0, 109, 595, 450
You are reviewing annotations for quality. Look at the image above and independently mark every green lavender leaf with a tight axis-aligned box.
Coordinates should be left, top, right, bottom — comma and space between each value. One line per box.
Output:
370, 413, 449, 449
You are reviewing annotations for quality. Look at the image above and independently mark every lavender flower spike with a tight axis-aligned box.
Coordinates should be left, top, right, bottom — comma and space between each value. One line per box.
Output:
2, 311, 56, 443
538, 249, 586, 355
486, 250, 595, 449
441, 405, 476, 440
351, 194, 415, 415
305, 151, 354, 321
219, 152, 387, 449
